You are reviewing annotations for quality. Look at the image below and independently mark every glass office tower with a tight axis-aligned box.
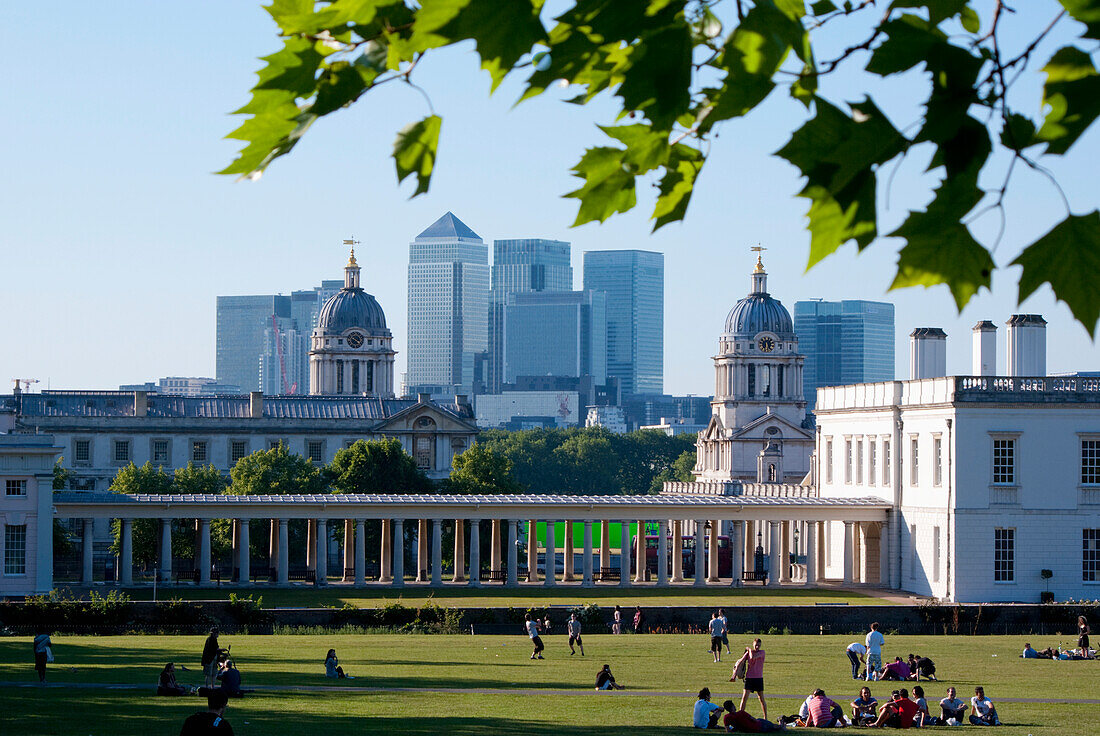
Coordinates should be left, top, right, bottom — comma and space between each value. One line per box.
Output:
582, 250, 664, 396
503, 290, 606, 384
406, 212, 489, 396
794, 299, 895, 410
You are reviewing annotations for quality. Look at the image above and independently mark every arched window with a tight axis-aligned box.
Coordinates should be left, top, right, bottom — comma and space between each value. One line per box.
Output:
768, 464, 777, 482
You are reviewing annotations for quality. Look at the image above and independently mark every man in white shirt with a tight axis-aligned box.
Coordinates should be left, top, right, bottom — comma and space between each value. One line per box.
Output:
846, 641, 867, 679
693, 687, 724, 729
567, 613, 584, 656
865, 623, 885, 681
524, 613, 544, 660
939, 686, 968, 724
969, 686, 1001, 726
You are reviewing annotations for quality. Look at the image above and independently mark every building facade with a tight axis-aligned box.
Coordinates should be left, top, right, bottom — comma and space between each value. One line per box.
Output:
406, 212, 489, 396
503, 290, 606, 385
582, 250, 663, 396
794, 299, 895, 410
0, 435, 58, 596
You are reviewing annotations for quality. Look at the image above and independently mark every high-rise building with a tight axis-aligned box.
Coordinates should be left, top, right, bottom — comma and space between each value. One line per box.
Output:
488, 238, 572, 392
503, 290, 606, 384
794, 299, 895, 410
406, 212, 489, 396
582, 250, 664, 396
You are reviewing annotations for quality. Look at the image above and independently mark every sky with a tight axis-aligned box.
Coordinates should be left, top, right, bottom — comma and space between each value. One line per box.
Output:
1, 2, 1097, 396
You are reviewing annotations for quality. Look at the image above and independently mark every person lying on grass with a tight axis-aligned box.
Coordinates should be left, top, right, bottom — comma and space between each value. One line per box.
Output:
722, 700, 786, 732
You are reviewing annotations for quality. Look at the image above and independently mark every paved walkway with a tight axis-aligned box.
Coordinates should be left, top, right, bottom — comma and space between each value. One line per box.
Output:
7, 682, 1099, 704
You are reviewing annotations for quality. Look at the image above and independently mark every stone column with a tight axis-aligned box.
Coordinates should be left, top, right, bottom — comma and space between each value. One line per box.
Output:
842, 520, 855, 585
599, 521, 611, 577
343, 519, 355, 582
544, 520, 557, 587
707, 519, 720, 582
635, 520, 646, 583
82, 518, 95, 584
582, 521, 594, 587
767, 520, 782, 587
878, 520, 890, 587
453, 519, 466, 582
805, 521, 817, 585
380, 519, 393, 583
315, 519, 328, 586
656, 520, 669, 587
693, 520, 705, 587
355, 519, 367, 587
563, 521, 575, 582
198, 519, 212, 585
118, 519, 133, 586
671, 520, 683, 583
619, 521, 631, 588
269, 520, 278, 573
816, 521, 827, 580
430, 519, 443, 586
306, 519, 317, 572
417, 519, 429, 582
526, 520, 538, 582
277, 519, 290, 585
854, 522, 865, 584
469, 519, 481, 587
238, 519, 251, 585
160, 518, 173, 583
490, 519, 502, 581
506, 520, 518, 587
729, 520, 743, 587
780, 521, 792, 583
392, 519, 405, 587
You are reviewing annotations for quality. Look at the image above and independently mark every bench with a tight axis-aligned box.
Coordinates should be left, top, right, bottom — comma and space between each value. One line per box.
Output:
488, 570, 506, 583
597, 567, 620, 582
741, 570, 768, 585
174, 569, 199, 584
288, 569, 317, 583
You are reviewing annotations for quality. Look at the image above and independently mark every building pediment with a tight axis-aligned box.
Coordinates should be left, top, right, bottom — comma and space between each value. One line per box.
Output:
374, 400, 478, 434
700, 414, 726, 441
730, 411, 813, 441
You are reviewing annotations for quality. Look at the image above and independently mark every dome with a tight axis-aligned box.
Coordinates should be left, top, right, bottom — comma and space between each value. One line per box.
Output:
724, 294, 794, 338
316, 288, 388, 333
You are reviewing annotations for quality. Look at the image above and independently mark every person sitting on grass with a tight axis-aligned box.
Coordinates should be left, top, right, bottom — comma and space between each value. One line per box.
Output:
908, 654, 937, 681
939, 686, 968, 725
722, 700, 786, 732
694, 687, 724, 729
216, 660, 243, 698
324, 649, 353, 679
595, 664, 624, 690
969, 686, 1001, 726
911, 685, 936, 726
851, 686, 878, 726
805, 689, 843, 728
157, 662, 190, 696
870, 688, 918, 728
180, 690, 234, 735
880, 657, 910, 681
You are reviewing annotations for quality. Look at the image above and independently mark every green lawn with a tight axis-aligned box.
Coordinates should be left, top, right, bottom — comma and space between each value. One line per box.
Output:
2, 634, 1097, 735
117, 583, 889, 608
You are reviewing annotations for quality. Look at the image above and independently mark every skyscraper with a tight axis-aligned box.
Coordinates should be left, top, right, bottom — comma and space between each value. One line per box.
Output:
582, 250, 664, 396
503, 290, 606, 384
794, 299, 895, 410
488, 238, 573, 392
406, 212, 489, 396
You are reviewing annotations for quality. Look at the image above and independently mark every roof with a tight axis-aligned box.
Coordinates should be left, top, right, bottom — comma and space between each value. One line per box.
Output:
724, 294, 795, 338
910, 327, 947, 338
415, 212, 481, 241
316, 288, 389, 333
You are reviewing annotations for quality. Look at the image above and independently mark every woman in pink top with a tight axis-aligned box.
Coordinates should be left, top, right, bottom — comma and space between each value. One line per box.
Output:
737, 638, 768, 720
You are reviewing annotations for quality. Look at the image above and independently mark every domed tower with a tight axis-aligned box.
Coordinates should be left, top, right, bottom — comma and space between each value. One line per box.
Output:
694, 251, 811, 483
309, 248, 396, 397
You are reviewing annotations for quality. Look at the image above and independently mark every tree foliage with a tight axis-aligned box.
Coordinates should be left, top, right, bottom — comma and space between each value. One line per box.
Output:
225, 0, 1100, 334
227, 443, 326, 496
448, 442, 524, 494
329, 438, 432, 493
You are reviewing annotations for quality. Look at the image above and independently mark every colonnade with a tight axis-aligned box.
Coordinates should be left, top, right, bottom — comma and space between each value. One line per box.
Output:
86, 514, 889, 588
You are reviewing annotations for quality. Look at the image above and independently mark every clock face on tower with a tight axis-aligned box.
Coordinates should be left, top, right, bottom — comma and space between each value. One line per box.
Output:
758, 336, 776, 353
346, 332, 364, 349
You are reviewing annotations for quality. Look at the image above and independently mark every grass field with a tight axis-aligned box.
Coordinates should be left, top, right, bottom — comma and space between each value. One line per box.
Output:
2, 634, 1097, 735
115, 584, 891, 608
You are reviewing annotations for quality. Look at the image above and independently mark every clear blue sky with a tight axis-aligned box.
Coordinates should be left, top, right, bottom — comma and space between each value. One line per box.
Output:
1, 2, 1096, 395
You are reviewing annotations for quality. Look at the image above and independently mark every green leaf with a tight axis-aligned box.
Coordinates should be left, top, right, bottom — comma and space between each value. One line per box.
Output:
615, 22, 693, 131
393, 115, 442, 196
600, 124, 669, 173
889, 0, 971, 25
1013, 212, 1100, 336
1000, 112, 1036, 151
652, 144, 703, 230
959, 6, 980, 33
1035, 46, 1100, 155
777, 97, 906, 265
1059, 0, 1100, 40
811, 0, 838, 14
867, 15, 947, 77
565, 146, 637, 226
268, 0, 387, 36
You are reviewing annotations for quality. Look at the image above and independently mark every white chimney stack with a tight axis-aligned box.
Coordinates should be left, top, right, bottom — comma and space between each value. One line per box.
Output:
1006, 314, 1046, 376
972, 320, 997, 376
910, 328, 948, 379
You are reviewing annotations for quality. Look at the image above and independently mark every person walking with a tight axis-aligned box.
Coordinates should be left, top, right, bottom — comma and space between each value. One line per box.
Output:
567, 612, 585, 656
633, 605, 644, 634
737, 638, 768, 721
32, 629, 52, 684
525, 613, 544, 660
708, 612, 726, 663
1078, 616, 1092, 658
612, 604, 622, 634
846, 640, 867, 679
718, 608, 731, 655
201, 628, 225, 689
865, 622, 885, 681
180, 690, 234, 735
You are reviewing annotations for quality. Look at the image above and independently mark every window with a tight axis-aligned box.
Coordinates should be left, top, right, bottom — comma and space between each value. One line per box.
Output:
856, 439, 864, 484
5, 480, 27, 497
825, 439, 834, 484
868, 441, 877, 487
992, 439, 1015, 485
1085, 529, 1100, 582
268, 439, 283, 451
74, 439, 91, 463
113, 439, 131, 464
366, 361, 374, 392
1082, 440, 1100, 484
152, 439, 169, 465
767, 463, 776, 482
994, 528, 1015, 582
910, 436, 919, 486
336, 359, 344, 393
230, 440, 248, 464
747, 364, 756, 396
191, 441, 208, 463
4, 525, 27, 575
933, 436, 943, 486
845, 439, 853, 484
883, 438, 891, 485
932, 526, 941, 583
777, 364, 784, 398
351, 361, 360, 394
307, 440, 324, 463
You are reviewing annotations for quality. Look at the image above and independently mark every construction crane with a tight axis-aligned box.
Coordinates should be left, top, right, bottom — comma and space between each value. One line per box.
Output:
11, 378, 39, 393
270, 316, 297, 395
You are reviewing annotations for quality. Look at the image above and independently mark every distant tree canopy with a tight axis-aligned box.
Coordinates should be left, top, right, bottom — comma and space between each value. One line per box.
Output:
227, 443, 326, 496
329, 438, 433, 493
448, 442, 525, 495
225, 1, 1100, 334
